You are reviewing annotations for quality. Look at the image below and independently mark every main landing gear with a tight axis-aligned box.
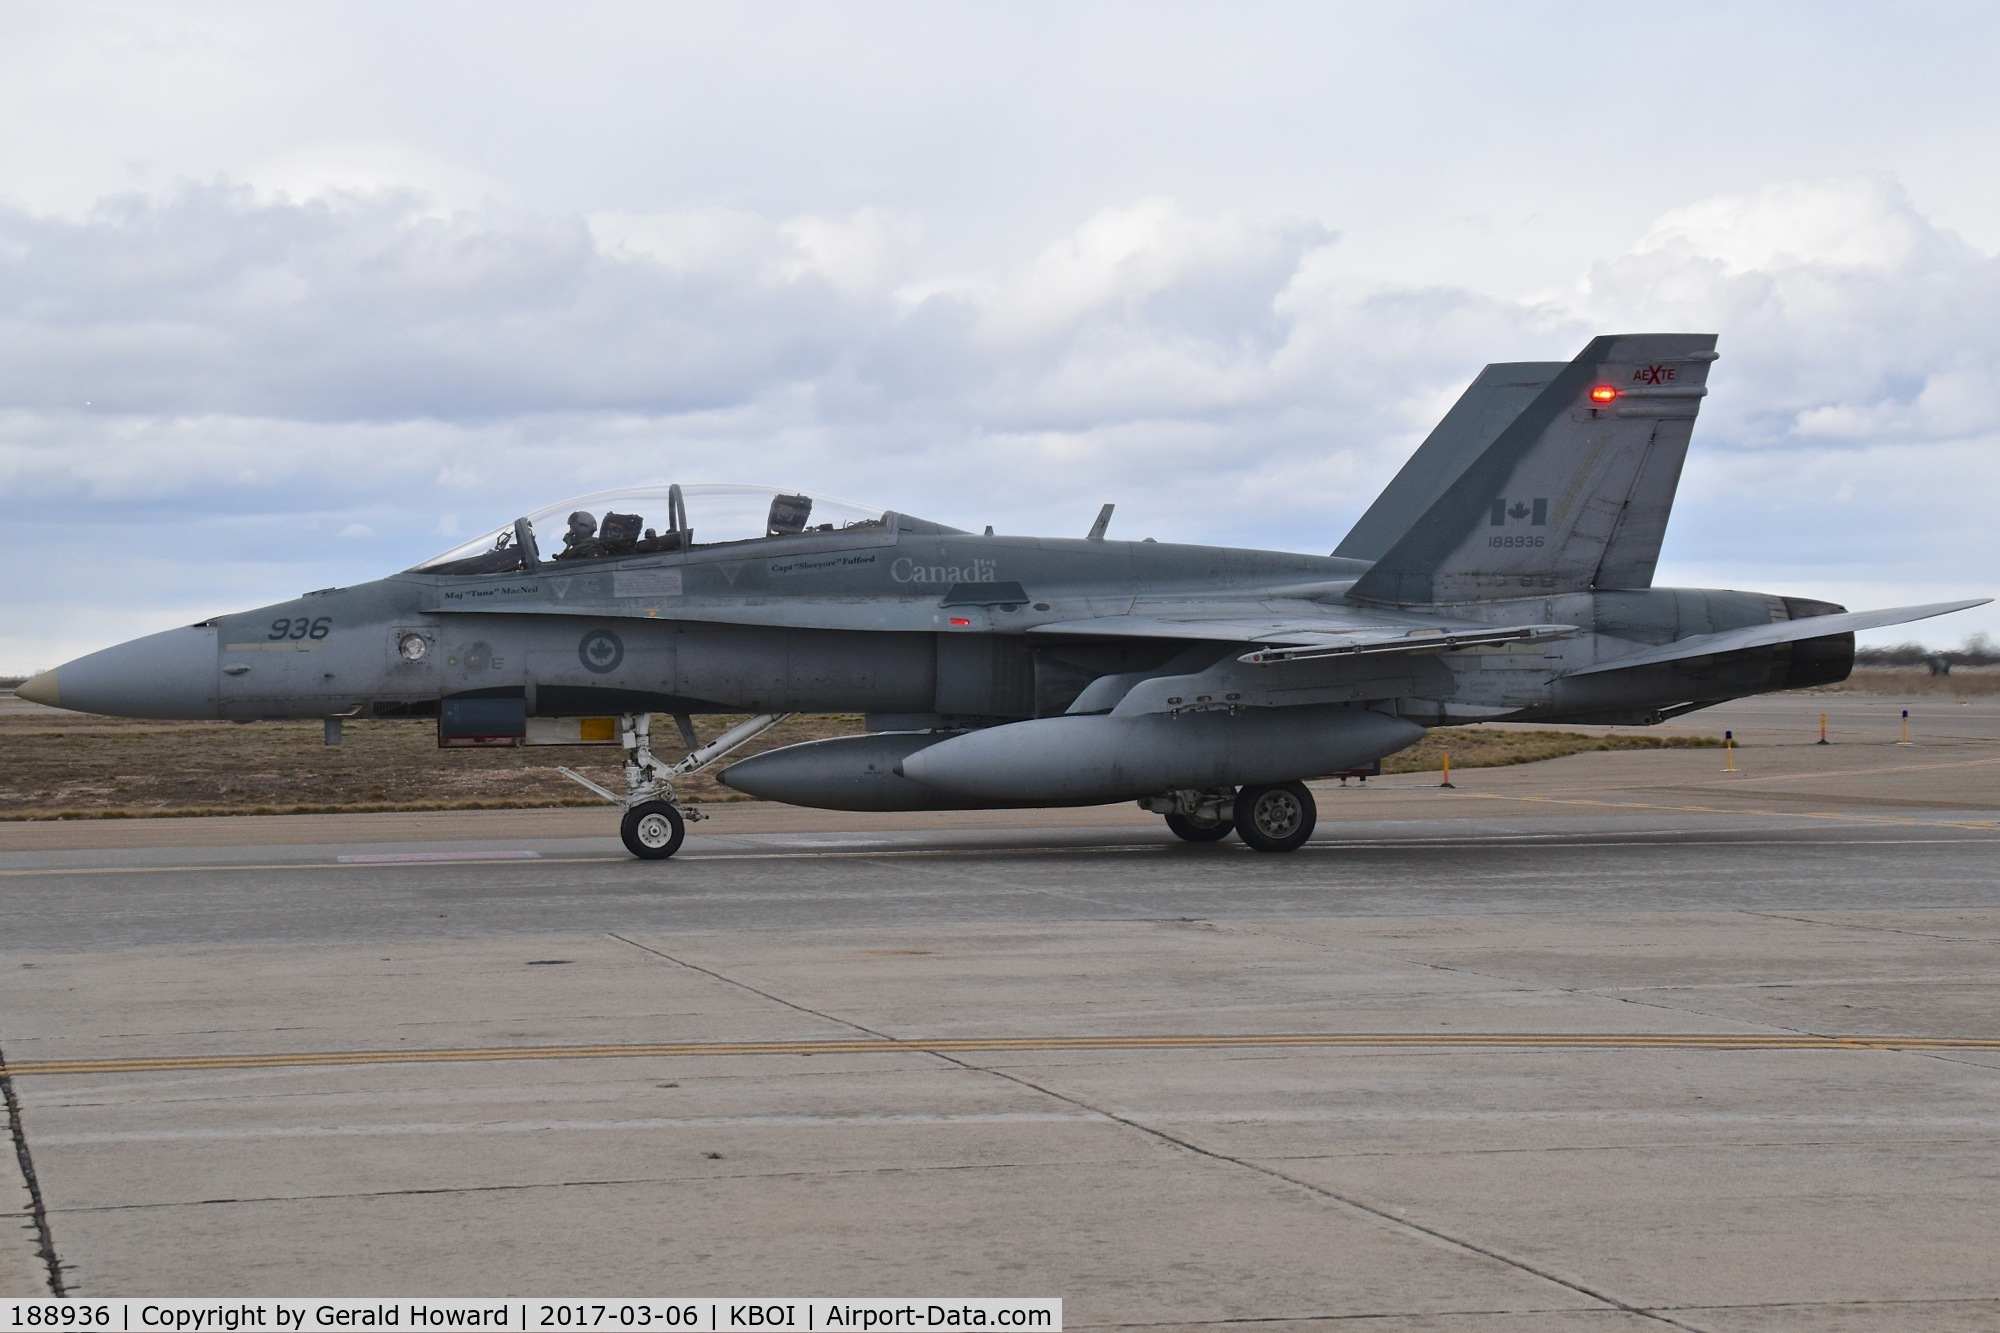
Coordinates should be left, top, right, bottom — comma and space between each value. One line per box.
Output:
556, 712, 791, 860
1165, 810, 1234, 843
1141, 781, 1319, 853
1234, 781, 1317, 853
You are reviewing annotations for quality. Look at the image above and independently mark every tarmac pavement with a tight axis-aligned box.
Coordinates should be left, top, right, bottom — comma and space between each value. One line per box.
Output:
1, 692, 1998, 1328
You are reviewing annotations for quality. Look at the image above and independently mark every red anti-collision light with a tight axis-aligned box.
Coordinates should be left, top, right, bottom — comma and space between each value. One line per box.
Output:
1589, 385, 1619, 403
949, 617, 972, 627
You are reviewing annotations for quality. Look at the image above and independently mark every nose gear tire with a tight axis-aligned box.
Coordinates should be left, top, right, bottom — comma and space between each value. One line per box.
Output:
621, 801, 686, 859
1165, 812, 1235, 843
1234, 781, 1316, 853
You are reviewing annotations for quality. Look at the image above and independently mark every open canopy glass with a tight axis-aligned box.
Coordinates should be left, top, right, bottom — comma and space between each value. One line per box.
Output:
411, 484, 896, 575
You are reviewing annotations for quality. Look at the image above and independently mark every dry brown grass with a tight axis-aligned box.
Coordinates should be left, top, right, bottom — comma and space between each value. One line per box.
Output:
0, 711, 865, 821
0, 706, 1720, 821
1380, 726, 1721, 776
1819, 667, 2000, 696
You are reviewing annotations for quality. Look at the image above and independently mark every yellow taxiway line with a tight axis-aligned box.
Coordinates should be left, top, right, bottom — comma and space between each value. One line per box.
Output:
1464, 790, 2000, 832
7, 1031, 1998, 1077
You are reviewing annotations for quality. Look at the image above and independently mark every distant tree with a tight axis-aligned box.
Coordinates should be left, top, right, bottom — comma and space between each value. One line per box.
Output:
1855, 641, 1929, 667
1856, 634, 2000, 668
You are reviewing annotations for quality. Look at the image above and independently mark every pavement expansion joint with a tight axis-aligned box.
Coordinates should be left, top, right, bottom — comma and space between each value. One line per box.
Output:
961, 1059, 1698, 1329
1741, 908, 1997, 943
0, 1041, 63, 1294
576, 934, 1696, 1325
1648, 1296, 2000, 1325
47, 1157, 1065, 1217
605, 931, 904, 1044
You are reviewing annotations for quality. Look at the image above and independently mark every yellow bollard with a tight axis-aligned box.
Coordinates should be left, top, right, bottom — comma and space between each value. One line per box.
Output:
1898, 708, 1912, 746
1440, 750, 1455, 789
1818, 712, 1829, 745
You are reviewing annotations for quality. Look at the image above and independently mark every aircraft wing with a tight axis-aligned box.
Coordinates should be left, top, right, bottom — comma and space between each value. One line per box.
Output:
1030, 601, 1575, 662
1564, 599, 1991, 677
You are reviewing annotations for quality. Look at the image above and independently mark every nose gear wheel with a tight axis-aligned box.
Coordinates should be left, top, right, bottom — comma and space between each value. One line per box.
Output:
621, 801, 685, 859
556, 711, 790, 860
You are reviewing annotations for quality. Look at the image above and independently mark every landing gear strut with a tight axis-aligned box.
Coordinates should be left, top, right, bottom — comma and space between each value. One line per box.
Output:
1166, 811, 1234, 843
557, 712, 791, 860
1142, 788, 1239, 844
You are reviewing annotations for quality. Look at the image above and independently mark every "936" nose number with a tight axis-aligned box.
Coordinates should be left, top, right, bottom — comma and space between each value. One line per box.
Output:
267, 616, 332, 641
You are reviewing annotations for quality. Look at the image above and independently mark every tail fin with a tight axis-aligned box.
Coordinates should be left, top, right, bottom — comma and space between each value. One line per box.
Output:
1348, 333, 1718, 605
1335, 361, 1566, 561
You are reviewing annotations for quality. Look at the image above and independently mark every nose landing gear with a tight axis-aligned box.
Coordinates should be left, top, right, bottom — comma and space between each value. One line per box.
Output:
557, 711, 790, 860
621, 801, 686, 859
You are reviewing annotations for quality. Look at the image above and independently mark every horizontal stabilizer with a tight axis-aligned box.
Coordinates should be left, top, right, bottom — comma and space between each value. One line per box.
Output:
1564, 599, 1991, 677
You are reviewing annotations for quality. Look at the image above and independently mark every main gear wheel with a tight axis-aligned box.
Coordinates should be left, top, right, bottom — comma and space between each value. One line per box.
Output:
1233, 781, 1317, 853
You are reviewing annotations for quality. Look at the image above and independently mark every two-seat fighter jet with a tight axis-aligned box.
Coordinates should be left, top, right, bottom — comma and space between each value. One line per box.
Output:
20, 334, 1985, 858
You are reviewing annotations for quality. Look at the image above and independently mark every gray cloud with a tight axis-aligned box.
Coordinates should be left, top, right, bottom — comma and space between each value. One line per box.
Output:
0, 186, 889, 420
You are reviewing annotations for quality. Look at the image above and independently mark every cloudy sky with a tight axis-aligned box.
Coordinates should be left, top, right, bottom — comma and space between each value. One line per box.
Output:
5, 1, 1998, 671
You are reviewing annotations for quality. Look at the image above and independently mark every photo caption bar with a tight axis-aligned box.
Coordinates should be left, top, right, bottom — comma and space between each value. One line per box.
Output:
2, 1301, 1060, 1332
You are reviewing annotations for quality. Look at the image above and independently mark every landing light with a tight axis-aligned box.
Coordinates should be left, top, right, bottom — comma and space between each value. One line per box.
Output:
1589, 385, 1619, 403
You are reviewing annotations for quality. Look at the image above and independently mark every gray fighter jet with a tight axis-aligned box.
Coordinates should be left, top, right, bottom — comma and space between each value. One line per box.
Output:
19, 334, 1985, 858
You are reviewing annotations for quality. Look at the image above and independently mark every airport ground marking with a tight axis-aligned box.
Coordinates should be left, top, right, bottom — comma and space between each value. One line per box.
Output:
7, 1031, 2000, 1077
0, 848, 1156, 877
1689, 752, 2000, 785
1465, 791, 2000, 832
4, 822, 1997, 880
336, 849, 543, 863
15, 813, 2000, 878
1464, 751, 2000, 803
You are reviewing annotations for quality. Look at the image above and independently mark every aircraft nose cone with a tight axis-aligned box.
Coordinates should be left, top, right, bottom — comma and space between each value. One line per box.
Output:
36, 625, 221, 719
15, 669, 60, 706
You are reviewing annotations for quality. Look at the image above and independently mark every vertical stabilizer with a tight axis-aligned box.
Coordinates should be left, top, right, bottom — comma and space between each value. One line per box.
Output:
1334, 361, 1564, 561
1348, 334, 1717, 605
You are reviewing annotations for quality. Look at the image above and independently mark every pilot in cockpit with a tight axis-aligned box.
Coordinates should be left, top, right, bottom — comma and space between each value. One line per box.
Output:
556, 510, 605, 561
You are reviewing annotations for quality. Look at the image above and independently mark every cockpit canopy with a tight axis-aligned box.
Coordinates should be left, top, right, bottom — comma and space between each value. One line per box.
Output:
410, 484, 902, 575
